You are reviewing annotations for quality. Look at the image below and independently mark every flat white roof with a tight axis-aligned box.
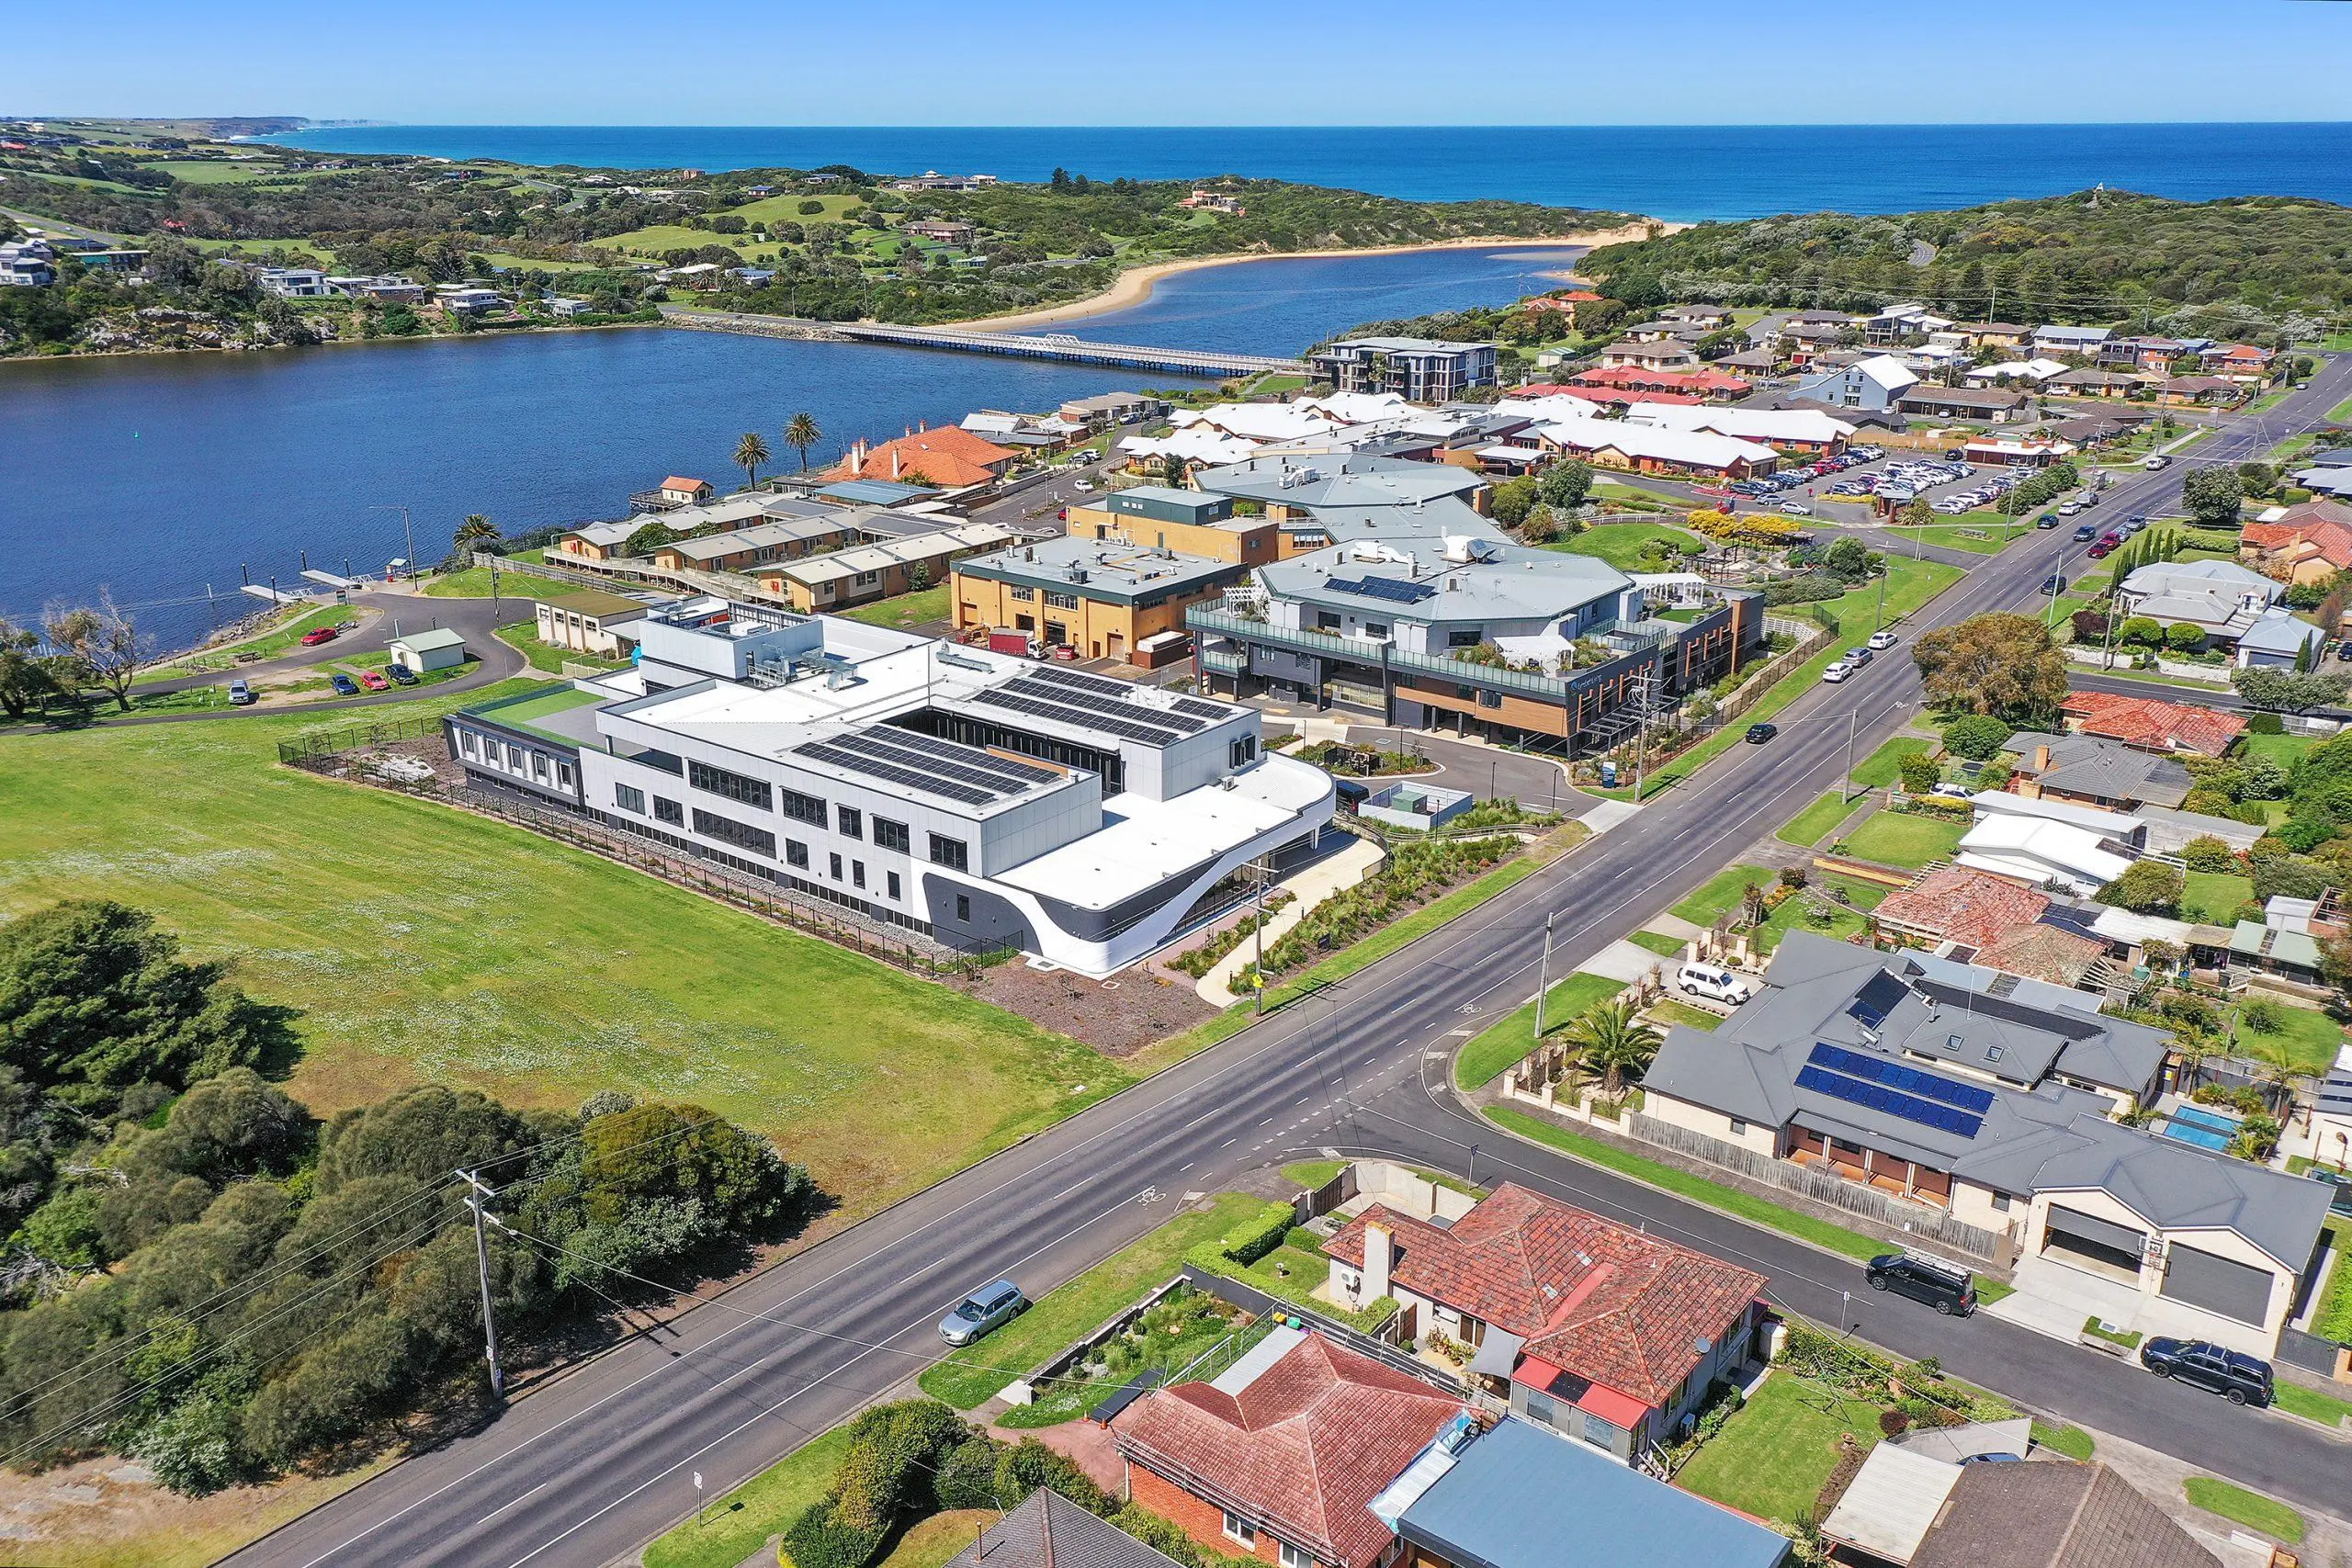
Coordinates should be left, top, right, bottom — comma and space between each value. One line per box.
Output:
993, 754, 1330, 908
1821, 1444, 1960, 1562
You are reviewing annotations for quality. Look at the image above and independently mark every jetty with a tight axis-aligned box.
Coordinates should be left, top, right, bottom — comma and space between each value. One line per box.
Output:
658, 306, 1306, 378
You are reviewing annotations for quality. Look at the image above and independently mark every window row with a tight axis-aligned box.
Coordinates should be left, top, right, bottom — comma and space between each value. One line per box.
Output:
688, 758, 772, 810
456, 728, 574, 793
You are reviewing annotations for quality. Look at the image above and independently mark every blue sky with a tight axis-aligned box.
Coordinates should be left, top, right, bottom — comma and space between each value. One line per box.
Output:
14, 1, 2352, 124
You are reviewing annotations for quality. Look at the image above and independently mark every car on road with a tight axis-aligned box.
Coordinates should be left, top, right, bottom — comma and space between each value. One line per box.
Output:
2057, 501, 2083, 516
2078, 491, 2100, 507
2072, 525, 2097, 542
227, 678, 254, 705
386, 663, 419, 686
2143, 454, 2172, 470
1821, 661, 1852, 682
1866, 1251, 1977, 1315
300, 626, 340, 647
1843, 646, 1872, 666
1867, 630, 1898, 650
1071, 479, 1095, 493
1745, 722, 1777, 743
2138, 1337, 2273, 1406
938, 1280, 1026, 1346
2036, 513, 2059, 528
1779, 502, 1812, 516
2043, 574, 2070, 594
1676, 962, 1752, 1005
330, 672, 360, 696
359, 670, 390, 692
2086, 542, 2114, 559
2122, 518, 2149, 536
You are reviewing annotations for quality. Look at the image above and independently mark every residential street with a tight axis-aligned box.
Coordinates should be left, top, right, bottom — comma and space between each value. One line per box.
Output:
220, 362, 2352, 1568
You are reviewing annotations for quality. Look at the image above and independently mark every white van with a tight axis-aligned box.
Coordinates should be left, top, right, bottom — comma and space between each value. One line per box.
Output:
1676, 963, 1753, 1006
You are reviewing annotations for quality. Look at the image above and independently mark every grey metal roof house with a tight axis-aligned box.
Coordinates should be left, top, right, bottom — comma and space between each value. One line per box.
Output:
2008, 732, 2195, 811
944, 1488, 1187, 1568
1379, 1415, 1790, 1568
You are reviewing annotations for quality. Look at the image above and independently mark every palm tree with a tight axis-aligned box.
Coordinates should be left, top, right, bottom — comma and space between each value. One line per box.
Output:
452, 513, 500, 551
1564, 999, 1663, 1100
734, 432, 772, 487
784, 411, 822, 473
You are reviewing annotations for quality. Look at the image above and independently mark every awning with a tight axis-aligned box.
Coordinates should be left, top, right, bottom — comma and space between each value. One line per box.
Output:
1467, 1328, 1525, 1379
1574, 1382, 1653, 1431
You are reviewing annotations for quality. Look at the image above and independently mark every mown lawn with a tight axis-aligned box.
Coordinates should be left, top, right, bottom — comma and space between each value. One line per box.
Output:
2184, 1478, 2305, 1544
2180, 872, 2254, 925
1454, 972, 1627, 1089
0, 693, 1118, 1210
141, 604, 355, 677
1671, 864, 1773, 927
917, 1193, 1259, 1409
842, 585, 952, 628
1840, 811, 1964, 870
2232, 998, 2346, 1076
1777, 792, 1857, 847
1629, 929, 1687, 957
1546, 522, 1706, 571
424, 564, 574, 599
1754, 874, 1888, 954
1849, 736, 1932, 789
2241, 730, 2319, 768
641, 1426, 854, 1568
1676, 1373, 1883, 1522
1883, 517, 2023, 555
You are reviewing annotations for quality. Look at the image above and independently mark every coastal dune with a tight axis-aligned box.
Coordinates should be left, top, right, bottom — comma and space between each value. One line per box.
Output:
954, 222, 1672, 332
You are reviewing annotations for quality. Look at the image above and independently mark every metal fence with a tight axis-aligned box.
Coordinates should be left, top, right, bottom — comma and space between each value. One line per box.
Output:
276, 715, 446, 766
1625, 1112, 2004, 1260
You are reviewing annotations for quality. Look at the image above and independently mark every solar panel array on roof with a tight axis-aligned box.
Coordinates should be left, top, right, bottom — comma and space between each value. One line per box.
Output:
857, 726, 1060, 785
1847, 970, 1909, 1032
1797, 1043, 1989, 1138
970, 688, 1184, 746
829, 729, 1057, 796
1027, 665, 1129, 698
1002, 677, 1206, 735
795, 740, 995, 807
1810, 1043, 1996, 1113
1329, 575, 1435, 604
1170, 695, 1233, 722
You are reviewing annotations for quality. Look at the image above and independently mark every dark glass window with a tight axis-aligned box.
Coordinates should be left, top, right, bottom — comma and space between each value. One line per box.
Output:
786, 840, 809, 868
688, 759, 773, 810
929, 834, 969, 872
956, 894, 972, 921
837, 805, 863, 839
691, 807, 775, 858
653, 795, 684, 826
615, 783, 646, 814
887, 870, 902, 900
875, 818, 911, 853
781, 788, 828, 826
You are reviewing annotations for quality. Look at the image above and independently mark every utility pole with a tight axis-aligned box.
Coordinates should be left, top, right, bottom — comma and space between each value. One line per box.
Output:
1629, 666, 1658, 802
1532, 912, 1555, 1042
490, 554, 502, 624
1842, 708, 1860, 802
1250, 859, 1269, 1015
375, 504, 415, 580
458, 1169, 505, 1399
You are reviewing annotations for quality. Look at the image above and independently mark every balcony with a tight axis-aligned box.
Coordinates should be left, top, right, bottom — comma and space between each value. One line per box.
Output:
1186, 607, 1659, 701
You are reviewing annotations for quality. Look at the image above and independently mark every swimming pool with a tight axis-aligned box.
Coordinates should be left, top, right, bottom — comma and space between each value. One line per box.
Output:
2163, 1104, 2240, 1150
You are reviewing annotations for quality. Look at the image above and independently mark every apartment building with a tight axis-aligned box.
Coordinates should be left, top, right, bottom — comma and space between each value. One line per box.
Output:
1309, 338, 1498, 402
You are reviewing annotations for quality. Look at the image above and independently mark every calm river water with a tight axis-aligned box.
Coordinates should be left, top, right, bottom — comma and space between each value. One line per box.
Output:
1, 245, 1580, 650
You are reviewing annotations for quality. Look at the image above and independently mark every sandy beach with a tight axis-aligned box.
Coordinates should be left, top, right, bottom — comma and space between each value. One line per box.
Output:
953, 223, 1673, 333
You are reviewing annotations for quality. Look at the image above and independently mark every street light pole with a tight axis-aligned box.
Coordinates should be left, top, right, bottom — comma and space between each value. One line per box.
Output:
1250, 860, 1269, 1016
373, 504, 416, 581
1842, 707, 1860, 803
458, 1169, 505, 1399
1533, 912, 1555, 1041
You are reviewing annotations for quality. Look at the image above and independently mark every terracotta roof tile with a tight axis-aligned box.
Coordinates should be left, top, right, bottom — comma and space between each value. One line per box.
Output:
2060, 692, 2245, 758
1874, 868, 2051, 950
1322, 1184, 1763, 1407
1111, 1335, 1463, 1568
829, 426, 1018, 488
1976, 924, 2106, 986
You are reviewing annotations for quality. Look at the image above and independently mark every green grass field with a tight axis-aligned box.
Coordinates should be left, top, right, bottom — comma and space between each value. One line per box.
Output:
1670, 864, 1773, 927
1883, 518, 2024, 555
2180, 872, 2254, 924
1753, 874, 1887, 954
424, 564, 574, 599
142, 605, 356, 677
1840, 811, 1964, 869
1628, 929, 1687, 958
917, 1193, 1258, 1409
2232, 998, 2346, 1075
1849, 735, 1932, 789
640, 1426, 853, 1568
2240, 730, 2319, 768
1546, 522, 1706, 571
1777, 793, 1857, 847
2183, 1478, 2304, 1544
2274, 1381, 2352, 1429
1676, 1373, 1883, 1521
1644, 998, 1720, 1032
495, 621, 629, 673
0, 693, 1119, 1212
842, 586, 951, 628
1454, 972, 1626, 1089
2030, 1421, 2096, 1460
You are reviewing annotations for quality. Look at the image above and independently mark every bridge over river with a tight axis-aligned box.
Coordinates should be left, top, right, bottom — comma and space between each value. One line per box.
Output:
658, 306, 1306, 378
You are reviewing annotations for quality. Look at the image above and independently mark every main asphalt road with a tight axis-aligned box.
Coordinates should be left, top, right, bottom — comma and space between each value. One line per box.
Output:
222, 366, 2352, 1568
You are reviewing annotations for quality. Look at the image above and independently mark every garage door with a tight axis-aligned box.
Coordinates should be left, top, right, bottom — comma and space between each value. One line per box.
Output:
2160, 1244, 2275, 1326
2047, 1206, 2148, 1269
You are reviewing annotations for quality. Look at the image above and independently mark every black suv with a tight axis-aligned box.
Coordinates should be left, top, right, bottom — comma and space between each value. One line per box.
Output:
2139, 1337, 2274, 1406
1866, 1252, 1977, 1315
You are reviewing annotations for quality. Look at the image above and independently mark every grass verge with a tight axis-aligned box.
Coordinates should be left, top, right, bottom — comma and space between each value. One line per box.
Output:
1777, 793, 1856, 847
1454, 971, 1627, 1090
1628, 929, 1686, 958
2183, 1478, 2304, 1544
640, 1426, 854, 1568
495, 621, 628, 674
1849, 736, 1931, 789
2274, 1382, 2352, 1428
2030, 1420, 2095, 1460
1281, 1159, 1346, 1190
1670, 864, 1773, 927
1484, 1106, 1883, 1262
917, 1193, 1258, 1410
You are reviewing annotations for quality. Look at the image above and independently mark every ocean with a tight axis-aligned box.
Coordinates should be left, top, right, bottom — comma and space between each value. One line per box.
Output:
276, 123, 2352, 221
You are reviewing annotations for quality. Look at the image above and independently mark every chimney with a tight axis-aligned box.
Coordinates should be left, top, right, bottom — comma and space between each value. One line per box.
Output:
1361, 1223, 1392, 1303
2034, 743, 2051, 773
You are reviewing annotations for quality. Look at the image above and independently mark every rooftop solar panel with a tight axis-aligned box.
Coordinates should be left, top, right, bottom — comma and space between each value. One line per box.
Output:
970, 688, 1183, 746
1028, 665, 1129, 698
834, 729, 1057, 794
872, 726, 1061, 784
1170, 696, 1234, 722
794, 741, 996, 807
1329, 575, 1435, 604
1847, 971, 1909, 1032
1795, 1065, 1987, 1139
1001, 678, 1205, 735
1808, 1043, 1996, 1114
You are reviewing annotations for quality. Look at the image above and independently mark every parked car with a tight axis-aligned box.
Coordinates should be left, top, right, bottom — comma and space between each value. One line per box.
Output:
1071, 479, 1095, 493
2338, 641, 2352, 664
1821, 662, 1851, 683
1780, 502, 1812, 516
386, 663, 419, 686
1843, 647, 1872, 666
359, 670, 390, 692
1866, 630, 1898, 650
1676, 963, 1753, 1006
2086, 542, 2114, 559
2043, 574, 2070, 594
2072, 524, 2098, 542
227, 678, 254, 705
1959, 1452, 2024, 1465
1745, 722, 1777, 743
330, 672, 360, 696
300, 626, 340, 647
2078, 491, 2100, 507
2138, 1337, 2273, 1406
938, 1280, 1027, 1346
1866, 1252, 1978, 1315
1931, 783, 1974, 800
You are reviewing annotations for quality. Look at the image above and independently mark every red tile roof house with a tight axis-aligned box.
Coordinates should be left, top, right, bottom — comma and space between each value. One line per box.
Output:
2059, 692, 2246, 759
1111, 1330, 1468, 1568
1319, 1184, 1768, 1465
1871, 866, 2050, 952
828, 425, 1021, 491
2241, 501, 2352, 588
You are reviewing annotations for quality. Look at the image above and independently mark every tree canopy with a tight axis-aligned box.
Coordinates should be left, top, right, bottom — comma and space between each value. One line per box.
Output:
1911, 614, 2071, 724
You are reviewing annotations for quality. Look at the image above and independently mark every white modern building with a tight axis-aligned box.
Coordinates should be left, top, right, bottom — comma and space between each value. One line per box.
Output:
445, 600, 1332, 975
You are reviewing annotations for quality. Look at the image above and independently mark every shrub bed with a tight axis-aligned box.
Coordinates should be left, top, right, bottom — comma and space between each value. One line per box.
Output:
1246, 837, 1517, 982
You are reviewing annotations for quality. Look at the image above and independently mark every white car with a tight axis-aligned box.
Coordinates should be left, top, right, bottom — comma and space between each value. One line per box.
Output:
1072, 479, 1095, 492
1822, 662, 1852, 683
1866, 630, 1898, 650
1677, 963, 1753, 1006
1780, 502, 1812, 515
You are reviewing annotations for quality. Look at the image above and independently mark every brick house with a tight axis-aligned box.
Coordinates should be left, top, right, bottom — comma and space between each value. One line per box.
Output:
1320, 1184, 1767, 1464
2241, 501, 2352, 588
2059, 692, 2246, 759
1113, 1329, 1466, 1568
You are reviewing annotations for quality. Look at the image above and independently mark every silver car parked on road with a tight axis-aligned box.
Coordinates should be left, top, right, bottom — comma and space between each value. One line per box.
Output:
938, 1280, 1027, 1346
